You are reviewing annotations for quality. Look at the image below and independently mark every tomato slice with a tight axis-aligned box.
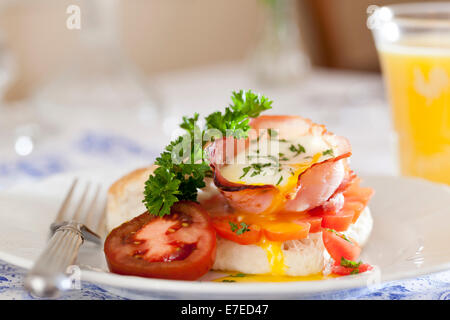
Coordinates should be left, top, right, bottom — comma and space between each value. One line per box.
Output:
322, 229, 361, 262
321, 209, 354, 231
263, 221, 310, 242
344, 178, 374, 223
331, 263, 373, 276
307, 178, 374, 231
211, 216, 262, 245
104, 201, 216, 280
293, 215, 322, 233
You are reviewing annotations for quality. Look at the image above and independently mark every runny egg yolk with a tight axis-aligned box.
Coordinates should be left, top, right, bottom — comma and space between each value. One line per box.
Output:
259, 238, 286, 276
276, 153, 322, 199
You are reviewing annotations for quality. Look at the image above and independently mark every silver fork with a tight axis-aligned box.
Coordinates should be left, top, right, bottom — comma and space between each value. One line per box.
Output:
25, 179, 106, 298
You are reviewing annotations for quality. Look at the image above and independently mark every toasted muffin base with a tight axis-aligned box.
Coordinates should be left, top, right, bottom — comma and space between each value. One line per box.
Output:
212, 207, 373, 276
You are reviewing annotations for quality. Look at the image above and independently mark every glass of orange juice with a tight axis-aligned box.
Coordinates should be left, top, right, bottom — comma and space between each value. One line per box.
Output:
369, 2, 450, 184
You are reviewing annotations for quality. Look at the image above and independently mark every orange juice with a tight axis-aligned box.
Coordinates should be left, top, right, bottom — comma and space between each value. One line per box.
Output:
379, 39, 450, 184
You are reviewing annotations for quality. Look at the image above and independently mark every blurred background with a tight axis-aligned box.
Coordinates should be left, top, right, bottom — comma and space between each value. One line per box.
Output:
0, 0, 448, 188
2, 0, 446, 100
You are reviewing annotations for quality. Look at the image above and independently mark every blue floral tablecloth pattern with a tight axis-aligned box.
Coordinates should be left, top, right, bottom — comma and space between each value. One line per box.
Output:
0, 130, 449, 300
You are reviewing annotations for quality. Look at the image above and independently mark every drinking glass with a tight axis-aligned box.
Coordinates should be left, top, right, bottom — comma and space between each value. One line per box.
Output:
369, 2, 450, 184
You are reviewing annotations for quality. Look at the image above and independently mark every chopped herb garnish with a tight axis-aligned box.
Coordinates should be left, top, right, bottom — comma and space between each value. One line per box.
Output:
325, 228, 352, 243
247, 155, 278, 162
230, 273, 247, 277
229, 221, 251, 235
276, 176, 283, 185
340, 257, 362, 269
268, 128, 278, 138
229, 221, 238, 232
323, 149, 334, 157
279, 139, 289, 143
241, 162, 274, 178
240, 166, 251, 179
222, 280, 236, 282
289, 144, 306, 156
278, 152, 289, 161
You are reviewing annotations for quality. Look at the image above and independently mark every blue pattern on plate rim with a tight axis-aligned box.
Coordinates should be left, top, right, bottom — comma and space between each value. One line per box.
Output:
0, 130, 448, 299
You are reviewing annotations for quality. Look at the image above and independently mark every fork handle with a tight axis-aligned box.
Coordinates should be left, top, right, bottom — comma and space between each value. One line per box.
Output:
25, 222, 84, 298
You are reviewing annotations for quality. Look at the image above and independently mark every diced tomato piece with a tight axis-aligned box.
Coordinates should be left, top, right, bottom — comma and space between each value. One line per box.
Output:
331, 263, 373, 276
322, 228, 361, 262
263, 222, 310, 242
211, 216, 262, 245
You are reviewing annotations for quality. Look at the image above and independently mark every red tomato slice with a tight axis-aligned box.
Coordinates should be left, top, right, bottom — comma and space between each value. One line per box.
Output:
331, 263, 373, 276
211, 216, 262, 245
344, 179, 374, 204
344, 200, 365, 223
322, 229, 361, 262
263, 222, 310, 242
308, 201, 354, 232
321, 209, 354, 231
294, 215, 322, 233
104, 201, 216, 280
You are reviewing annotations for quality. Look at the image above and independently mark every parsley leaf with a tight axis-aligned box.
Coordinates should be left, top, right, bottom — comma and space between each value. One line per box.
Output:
205, 90, 272, 139
143, 90, 272, 216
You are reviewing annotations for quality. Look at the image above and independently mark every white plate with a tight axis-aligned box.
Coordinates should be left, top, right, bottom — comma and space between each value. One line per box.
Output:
0, 170, 449, 299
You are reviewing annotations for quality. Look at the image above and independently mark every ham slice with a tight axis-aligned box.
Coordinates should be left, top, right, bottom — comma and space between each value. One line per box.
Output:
207, 115, 352, 215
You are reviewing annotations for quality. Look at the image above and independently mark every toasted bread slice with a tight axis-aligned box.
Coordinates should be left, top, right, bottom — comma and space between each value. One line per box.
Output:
106, 166, 156, 233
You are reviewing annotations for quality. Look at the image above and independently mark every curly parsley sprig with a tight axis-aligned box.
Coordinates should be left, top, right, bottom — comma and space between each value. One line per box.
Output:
143, 90, 273, 216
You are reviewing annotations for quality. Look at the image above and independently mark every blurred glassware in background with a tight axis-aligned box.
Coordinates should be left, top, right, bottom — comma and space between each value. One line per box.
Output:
369, 2, 450, 185
32, 0, 161, 139
249, 0, 310, 85
0, 26, 37, 158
